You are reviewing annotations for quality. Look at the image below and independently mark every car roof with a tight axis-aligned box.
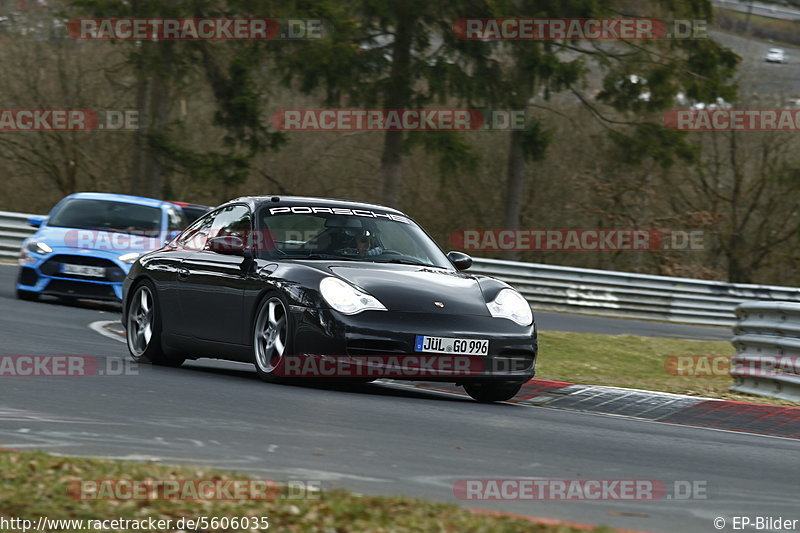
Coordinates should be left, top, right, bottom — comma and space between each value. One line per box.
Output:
169, 201, 212, 210
64, 192, 172, 210
226, 195, 408, 216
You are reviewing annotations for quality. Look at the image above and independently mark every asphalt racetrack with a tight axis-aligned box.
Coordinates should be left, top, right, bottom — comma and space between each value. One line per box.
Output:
0, 264, 796, 533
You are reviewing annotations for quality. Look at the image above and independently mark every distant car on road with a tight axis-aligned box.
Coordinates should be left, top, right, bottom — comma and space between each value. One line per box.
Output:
690, 97, 733, 111
765, 48, 785, 63
16, 192, 186, 302
122, 196, 538, 402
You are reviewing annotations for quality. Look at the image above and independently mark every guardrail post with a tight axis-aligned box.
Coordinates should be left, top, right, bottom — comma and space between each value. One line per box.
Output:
730, 301, 800, 402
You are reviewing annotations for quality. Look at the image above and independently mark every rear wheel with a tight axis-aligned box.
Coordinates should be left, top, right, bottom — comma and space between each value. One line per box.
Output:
463, 382, 522, 403
253, 294, 292, 383
126, 280, 184, 367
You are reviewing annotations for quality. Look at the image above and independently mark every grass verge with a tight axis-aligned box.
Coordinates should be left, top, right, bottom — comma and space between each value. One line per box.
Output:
537, 330, 798, 407
0, 450, 616, 533
715, 7, 800, 47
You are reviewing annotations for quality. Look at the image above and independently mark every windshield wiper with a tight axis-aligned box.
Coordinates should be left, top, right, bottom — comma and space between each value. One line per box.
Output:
280, 255, 440, 267
373, 258, 440, 268
280, 254, 359, 261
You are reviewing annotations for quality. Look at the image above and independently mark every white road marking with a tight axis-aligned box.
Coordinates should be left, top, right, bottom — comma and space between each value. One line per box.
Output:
83, 320, 799, 443
89, 320, 125, 343
247, 467, 391, 483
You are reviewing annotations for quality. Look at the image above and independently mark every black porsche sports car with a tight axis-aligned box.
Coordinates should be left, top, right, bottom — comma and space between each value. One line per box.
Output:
122, 196, 537, 402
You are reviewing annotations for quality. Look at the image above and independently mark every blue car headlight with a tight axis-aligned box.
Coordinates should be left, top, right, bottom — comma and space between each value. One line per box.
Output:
486, 288, 533, 326
25, 239, 52, 255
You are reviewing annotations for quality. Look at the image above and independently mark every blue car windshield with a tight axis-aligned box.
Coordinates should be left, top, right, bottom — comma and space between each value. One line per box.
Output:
47, 199, 163, 236
258, 207, 453, 268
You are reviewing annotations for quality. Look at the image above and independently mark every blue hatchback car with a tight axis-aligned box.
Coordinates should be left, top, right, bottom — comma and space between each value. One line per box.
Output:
16, 192, 187, 302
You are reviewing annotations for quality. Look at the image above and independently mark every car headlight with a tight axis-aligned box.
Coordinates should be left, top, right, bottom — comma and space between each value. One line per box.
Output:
25, 239, 52, 255
319, 277, 387, 315
486, 288, 533, 326
118, 252, 141, 264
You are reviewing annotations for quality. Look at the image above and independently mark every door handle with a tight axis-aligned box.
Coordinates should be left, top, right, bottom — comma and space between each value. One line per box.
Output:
177, 267, 190, 280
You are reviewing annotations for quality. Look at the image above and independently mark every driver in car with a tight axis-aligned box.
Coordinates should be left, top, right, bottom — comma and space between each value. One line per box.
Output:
336, 228, 384, 257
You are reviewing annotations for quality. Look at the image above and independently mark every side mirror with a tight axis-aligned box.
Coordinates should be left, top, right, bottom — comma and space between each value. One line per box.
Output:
207, 235, 247, 256
27, 215, 45, 228
447, 251, 473, 271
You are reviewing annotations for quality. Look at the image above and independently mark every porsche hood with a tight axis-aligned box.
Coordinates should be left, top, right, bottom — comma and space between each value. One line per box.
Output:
328, 265, 491, 316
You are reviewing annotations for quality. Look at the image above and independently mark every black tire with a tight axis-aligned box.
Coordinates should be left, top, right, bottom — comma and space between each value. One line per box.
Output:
252, 293, 293, 383
463, 382, 523, 403
126, 280, 184, 367
16, 289, 39, 301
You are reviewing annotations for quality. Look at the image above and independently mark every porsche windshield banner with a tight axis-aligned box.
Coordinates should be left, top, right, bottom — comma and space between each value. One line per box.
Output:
267, 206, 411, 224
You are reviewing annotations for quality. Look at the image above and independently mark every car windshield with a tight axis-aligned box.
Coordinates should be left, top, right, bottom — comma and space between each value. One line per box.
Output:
258, 207, 453, 268
47, 198, 164, 236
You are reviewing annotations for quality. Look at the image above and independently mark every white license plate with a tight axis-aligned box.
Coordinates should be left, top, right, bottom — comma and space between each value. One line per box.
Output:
61, 264, 105, 278
414, 335, 489, 355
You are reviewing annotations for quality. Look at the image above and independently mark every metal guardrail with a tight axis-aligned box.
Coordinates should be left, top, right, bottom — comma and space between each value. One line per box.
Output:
470, 258, 800, 326
730, 302, 800, 402
3, 211, 800, 329
0, 211, 36, 261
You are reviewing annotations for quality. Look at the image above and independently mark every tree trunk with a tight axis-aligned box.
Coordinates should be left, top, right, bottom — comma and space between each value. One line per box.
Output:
379, 6, 414, 207
129, 71, 149, 196
502, 57, 535, 261
381, 131, 404, 206
503, 129, 526, 260
143, 71, 171, 197
726, 247, 749, 283
129, 42, 173, 199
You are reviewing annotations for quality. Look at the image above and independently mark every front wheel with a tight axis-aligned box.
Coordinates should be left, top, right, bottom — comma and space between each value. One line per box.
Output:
126, 281, 184, 367
253, 294, 292, 383
463, 382, 523, 403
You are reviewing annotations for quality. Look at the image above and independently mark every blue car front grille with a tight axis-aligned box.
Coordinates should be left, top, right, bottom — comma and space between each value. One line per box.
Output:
40, 254, 125, 282
45, 279, 118, 300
